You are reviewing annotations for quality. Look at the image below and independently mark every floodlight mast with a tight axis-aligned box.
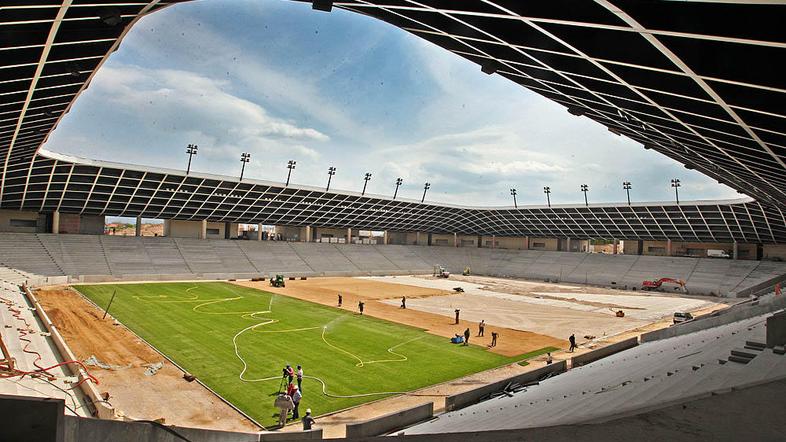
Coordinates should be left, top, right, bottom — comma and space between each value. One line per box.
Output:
326, 166, 336, 191
623, 181, 632, 206
239, 152, 250, 181
543, 186, 551, 208
186, 144, 198, 175
286, 160, 297, 186
393, 178, 403, 200
362, 173, 372, 196
671, 178, 681, 204
422, 182, 431, 203
581, 184, 589, 207
510, 188, 517, 209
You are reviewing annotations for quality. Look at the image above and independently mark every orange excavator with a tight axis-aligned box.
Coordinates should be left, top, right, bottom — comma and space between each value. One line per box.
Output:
642, 278, 687, 292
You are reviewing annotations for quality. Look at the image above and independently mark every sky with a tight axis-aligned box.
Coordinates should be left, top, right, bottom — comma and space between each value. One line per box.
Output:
43, 0, 740, 208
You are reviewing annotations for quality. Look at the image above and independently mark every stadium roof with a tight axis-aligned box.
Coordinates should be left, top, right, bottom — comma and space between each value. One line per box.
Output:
1, 0, 785, 242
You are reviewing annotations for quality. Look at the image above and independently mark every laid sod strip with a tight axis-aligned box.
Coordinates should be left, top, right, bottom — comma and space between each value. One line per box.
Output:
516, 347, 560, 366
74, 282, 525, 428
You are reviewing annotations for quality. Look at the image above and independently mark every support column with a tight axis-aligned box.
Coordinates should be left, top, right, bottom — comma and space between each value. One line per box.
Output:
666, 239, 672, 256
383, 231, 389, 245
257, 224, 263, 241
346, 228, 352, 244
305, 226, 312, 242
415, 232, 420, 246
163, 219, 172, 237
51, 211, 60, 234
566, 237, 572, 252
733, 241, 739, 260
453, 233, 458, 247
613, 239, 619, 254
523, 236, 529, 250
199, 220, 207, 239
135, 216, 142, 237
491, 235, 495, 249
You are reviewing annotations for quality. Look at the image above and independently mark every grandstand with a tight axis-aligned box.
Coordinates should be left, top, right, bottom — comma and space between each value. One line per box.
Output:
2, 0, 786, 441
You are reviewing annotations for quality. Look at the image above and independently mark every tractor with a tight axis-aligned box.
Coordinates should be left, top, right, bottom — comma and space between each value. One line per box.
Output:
433, 265, 450, 278
270, 274, 286, 288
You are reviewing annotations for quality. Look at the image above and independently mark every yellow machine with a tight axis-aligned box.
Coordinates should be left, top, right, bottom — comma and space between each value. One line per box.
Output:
462, 267, 471, 276
270, 274, 286, 287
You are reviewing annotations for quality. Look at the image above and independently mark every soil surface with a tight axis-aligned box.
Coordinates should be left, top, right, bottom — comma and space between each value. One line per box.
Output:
236, 277, 564, 357
35, 288, 260, 433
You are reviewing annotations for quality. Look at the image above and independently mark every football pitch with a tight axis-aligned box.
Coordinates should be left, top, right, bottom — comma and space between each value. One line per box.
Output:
73, 282, 539, 428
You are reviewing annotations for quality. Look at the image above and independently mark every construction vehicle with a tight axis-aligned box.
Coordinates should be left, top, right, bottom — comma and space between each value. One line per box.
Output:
462, 267, 471, 276
270, 274, 286, 288
433, 265, 450, 278
642, 278, 686, 292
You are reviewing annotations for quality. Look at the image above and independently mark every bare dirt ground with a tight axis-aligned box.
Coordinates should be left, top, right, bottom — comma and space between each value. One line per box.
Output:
236, 277, 563, 357
35, 288, 259, 433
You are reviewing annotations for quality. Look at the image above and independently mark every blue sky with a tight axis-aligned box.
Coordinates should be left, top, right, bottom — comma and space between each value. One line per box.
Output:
43, 0, 739, 208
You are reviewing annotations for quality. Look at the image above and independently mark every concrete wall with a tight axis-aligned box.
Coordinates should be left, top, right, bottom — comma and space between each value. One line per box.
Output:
315, 227, 347, 241
766, 311, 786, 348
763, 244, 786, 261
1, 394, 64, 442
481, 236, 529, 250
570, 337, 639, 367
63, 415, 260, 442
445, 362, 567, 412
167, 220, 202, 238
275, 226, 307, 242
0, 209, 45, 233
58, 213, 104, 235
529, 237, 558, 251
430, 233, 455, 247
345, 403, 433, 438
260, 429, 322, 440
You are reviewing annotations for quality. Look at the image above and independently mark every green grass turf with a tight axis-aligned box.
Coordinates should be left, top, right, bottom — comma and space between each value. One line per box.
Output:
74, 282, 538, 427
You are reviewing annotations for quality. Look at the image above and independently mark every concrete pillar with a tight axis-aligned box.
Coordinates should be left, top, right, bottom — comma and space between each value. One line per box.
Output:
453, 232, 458, 247
199, 220, 206, 239
415, 232, 420, 246
51, 211, 60, 234
383, 231, 389, 245
733, 241, 739, 260
134, 216, 142, 236
523, 236, 529, 250
305, 226, 312, 242
566, 237, 572, 252
257, 224, 263, 241
666, 239, 672, 256
347, 228, 352, 244
491, 235, 495, 249
613, 239, 619, 254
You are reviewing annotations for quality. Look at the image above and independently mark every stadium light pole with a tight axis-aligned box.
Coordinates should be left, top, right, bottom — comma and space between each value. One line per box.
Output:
422, 182, 431, 203
623, 181, 632, 206
393, 177, 403, 200
671, 178, 681, 204
185, 144, 198, 175
361, 172, 372, 196
326, 166, 336, 191
285, 160, 296, 186
581, 184, 589, 207
510, 188, 518, 208
239, 152, 250, 181
544, 186, 551, 208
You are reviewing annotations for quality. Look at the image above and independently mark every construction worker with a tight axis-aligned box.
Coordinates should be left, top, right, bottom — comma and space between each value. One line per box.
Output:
296, 365, 303, 392
302, 409, 315, 431
490, 331, 498, 347
478, 320, 485, 337
291, 385, 302, 420
275, 393, 294, 427
546, 352, 553, 365
285, 364, 294, 384
463, 328, 470, 346
358, 301, 365, 315
455, 309, 460, 324
286, 382, 296, 397
338, 293, 342, 306
400, 296, 406, 309
569, 334, 577, 352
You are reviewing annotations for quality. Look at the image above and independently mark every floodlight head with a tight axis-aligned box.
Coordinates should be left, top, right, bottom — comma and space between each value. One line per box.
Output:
287, 160, 296, 169
328, 166, 336, 174
241, 152, 251, 162
510, 188, 516, 195
543, 186, 550, 193
424, 182, 431, 189
396, 178, 403, 185
581, 184, 588, 192
364, 173, 372, 180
